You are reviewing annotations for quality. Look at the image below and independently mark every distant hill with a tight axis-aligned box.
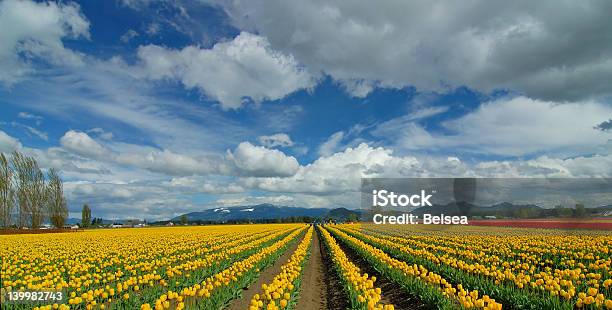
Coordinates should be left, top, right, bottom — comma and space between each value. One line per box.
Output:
325, 207, 362, 221
171, 203, 331, 222
168, 204, 368, 223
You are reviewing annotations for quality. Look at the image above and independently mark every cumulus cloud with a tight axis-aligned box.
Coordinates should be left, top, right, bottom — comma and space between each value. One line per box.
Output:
136, 32, 316, 109
246, 143, 612, 196
257, 133, 293, 148
0, 0, 90, 84
0, 130, 23, 153
372, 96, 612, 156
60, 130, 109, 159
7, 128, 612, 218
64, 180, 198, 220
58, 131, 302, 178
248, 143, 419, 194
115, 148, 219, 176
228, 142, 299, 177
59, 130, 220, 176
217, 0, 612, 101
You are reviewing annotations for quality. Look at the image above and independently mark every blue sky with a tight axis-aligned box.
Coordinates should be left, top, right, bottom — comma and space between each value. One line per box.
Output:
1, 0, 611, 220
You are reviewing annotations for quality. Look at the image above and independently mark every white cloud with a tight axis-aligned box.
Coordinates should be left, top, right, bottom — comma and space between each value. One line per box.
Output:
6, 57, 263, 154
405, 106, 449, 121
0, 130, 23, 153
63, 180, 198, 220
2, 121, 48, 141
339, 79, 376, 98
0, 0, 89, 84
146, 22, 161, 35
5, 129, 612, 219
114, 148, 219, 176
318, 131, 345, 157
228, 142, 299, 177
59, 130, 219, 176
214, 195, 294, 207
249, 143, 419, 194
201, 182, 244, 194
60, 130, 109, 159
136, 32, 317, 109
18, 111, 43, 121
247, 142, 612, 197
59, 131, 302, 178
87, 128, 114, 140
257, 133, 293, 148
218, 0, 612, 101
120, 29, 139, 43
373, 96, 612, 156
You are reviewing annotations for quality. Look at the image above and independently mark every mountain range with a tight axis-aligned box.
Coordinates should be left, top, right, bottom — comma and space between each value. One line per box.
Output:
60, 202, 611, 226
169, 202, 612, 223
169, 203, 355, 222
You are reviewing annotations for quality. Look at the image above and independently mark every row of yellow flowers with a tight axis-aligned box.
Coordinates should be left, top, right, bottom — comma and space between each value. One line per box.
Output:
357, 225, 612, 308
365, 225, 611, 285
142, 226, 307, 310
327, 226, 503, 310
250, 225, 314, 310
1, 225, 297, 310
2, 226, 282, 292
319, 226, 395, 310
80, 227, 294, 309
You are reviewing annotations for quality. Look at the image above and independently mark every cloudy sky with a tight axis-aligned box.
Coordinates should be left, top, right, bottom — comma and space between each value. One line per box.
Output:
0, 0, 611, 220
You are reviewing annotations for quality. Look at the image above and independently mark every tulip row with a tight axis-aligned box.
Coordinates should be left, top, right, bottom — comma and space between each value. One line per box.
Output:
326, 226, 503, 310
143, 226, 307, 310
1, 225, 302, 310
319, 226, 395, 310
4, 227, 272, 291
250, 225, 314, 310
3, 226, 285, 294
365, 225, 611, 294
103, 226, 299, 309
350, 225, 612, 309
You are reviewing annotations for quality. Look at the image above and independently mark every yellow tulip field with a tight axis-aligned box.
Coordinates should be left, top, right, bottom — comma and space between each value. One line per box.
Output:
1, 224, 611, 309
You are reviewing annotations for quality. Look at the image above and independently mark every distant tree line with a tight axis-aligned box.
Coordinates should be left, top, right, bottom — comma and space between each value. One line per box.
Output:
153, 215, 318, 226
0, 151, 68, 229
508, 204, 591, 219
79, 203, 108, 228
475, 203, 595, 219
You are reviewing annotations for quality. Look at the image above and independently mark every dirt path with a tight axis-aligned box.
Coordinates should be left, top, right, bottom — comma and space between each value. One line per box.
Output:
225, 235, 301, 310
295, 228, 328, 310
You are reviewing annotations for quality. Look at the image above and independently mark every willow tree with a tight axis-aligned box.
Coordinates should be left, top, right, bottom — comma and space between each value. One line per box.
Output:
11, 151, 47, 228
28, 157, 47, 229
0, 153, 14, 228
11, 151, 31, 228
47, 168, 67, 228
81, 204, 91, 228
